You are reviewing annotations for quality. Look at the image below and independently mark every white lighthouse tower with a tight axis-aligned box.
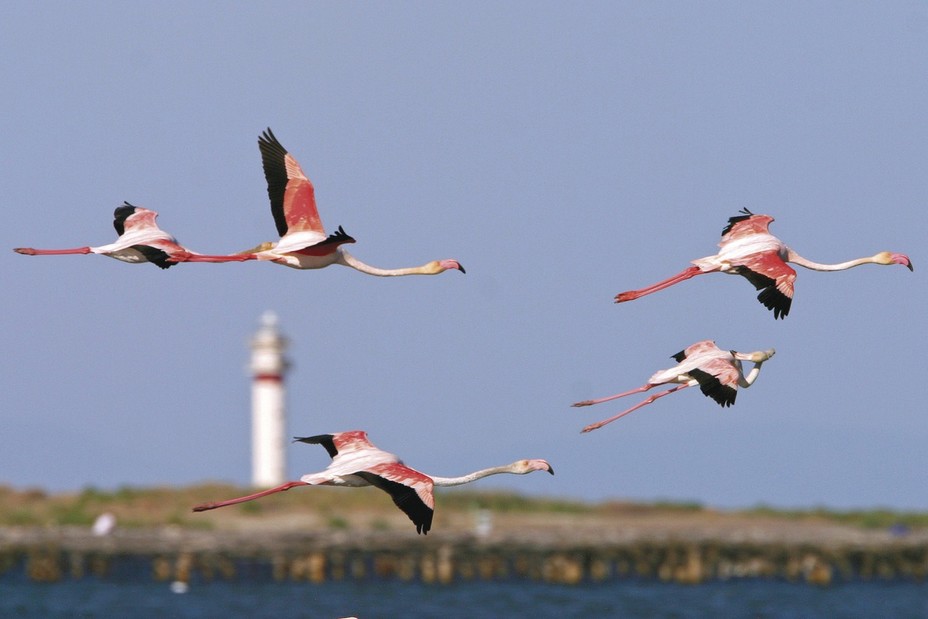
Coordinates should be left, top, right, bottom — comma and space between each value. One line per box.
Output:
249, 311, 289, 487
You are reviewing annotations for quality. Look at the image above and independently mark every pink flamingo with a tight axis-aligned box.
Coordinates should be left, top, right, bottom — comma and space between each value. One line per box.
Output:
614, 209, 913, 318
244, 129, 465, 276
192, 431, 553, 534
13, 202, 252, 269
574, 340, 775, 433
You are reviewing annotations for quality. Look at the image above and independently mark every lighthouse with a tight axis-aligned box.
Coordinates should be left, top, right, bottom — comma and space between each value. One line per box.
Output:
249, 311, 289, 487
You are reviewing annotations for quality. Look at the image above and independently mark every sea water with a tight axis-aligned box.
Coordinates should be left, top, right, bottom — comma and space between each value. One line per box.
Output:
1, 579, 927, 618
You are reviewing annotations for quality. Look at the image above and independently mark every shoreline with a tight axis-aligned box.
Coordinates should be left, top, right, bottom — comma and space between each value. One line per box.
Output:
2, 485, 926, 585
3, 520, 926, 586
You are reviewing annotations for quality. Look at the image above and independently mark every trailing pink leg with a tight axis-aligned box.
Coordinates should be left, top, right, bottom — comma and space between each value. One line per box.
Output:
184, 253, 256, 263
581, 384, 690, 433
614, 266, 703, 303
14, 246, 92, 255
572, 383, 653, 407
192, 481, 308, 511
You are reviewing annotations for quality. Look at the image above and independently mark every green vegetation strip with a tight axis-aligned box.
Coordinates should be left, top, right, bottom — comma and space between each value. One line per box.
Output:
0, 485, 924, 531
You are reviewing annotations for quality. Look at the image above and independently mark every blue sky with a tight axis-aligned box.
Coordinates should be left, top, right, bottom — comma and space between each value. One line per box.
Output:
2, 2, 924, 510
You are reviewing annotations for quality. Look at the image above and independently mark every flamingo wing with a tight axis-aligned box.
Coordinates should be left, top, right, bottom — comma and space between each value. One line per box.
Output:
131, 244, 177, 269
684, 340, 723, 357
720, 209, 775, 242
106, 202, 182, 268
359, 463, 435, 534
671, 340, 722, 363
295, 431, 377, 459
294, 432, 435, 533
113, 202, 161, 235
290, 226, 356, 256
259, 128, 325, 237
687, 360, 739, 407
733, 252, 796, 319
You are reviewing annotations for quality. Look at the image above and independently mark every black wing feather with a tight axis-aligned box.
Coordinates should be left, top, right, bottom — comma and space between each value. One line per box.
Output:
756, 286, 791, 319
132, 245, 175, 270
258, 128, 291, 237
293, 434, 338, 459
731, 266, 791, 319
720, 208, 755, 236
113, 202, 138, 236
318, 226, 355, 247
356, 471, 434, 535
688, 368, 737, 408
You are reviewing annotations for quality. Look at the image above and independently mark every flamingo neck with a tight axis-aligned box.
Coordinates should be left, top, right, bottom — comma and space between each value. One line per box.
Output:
430, 464, 518, 487
737, 363, 764, 388
336, 249, 439, 276
786, 249, 884, 272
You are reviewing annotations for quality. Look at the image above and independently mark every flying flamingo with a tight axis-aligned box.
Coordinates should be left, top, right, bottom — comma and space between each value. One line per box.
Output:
243, 129, 465, 276
192, 431, 553, 534
13, 202, 253, 269
574, 340, 775, 433
614, 209, 913, 318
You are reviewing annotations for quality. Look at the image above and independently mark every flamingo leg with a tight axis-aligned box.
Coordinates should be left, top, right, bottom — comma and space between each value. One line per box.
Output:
13, 247, 93, 255
572, 383, 653, 407
614, 266, 703, 303
192, 481, 309, 512
184, 253, 256, 263
581, 384, 691, 433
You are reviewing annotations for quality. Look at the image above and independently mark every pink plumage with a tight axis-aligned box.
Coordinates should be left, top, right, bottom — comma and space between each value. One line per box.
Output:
245, 129, 465, 276
615, 208, 912, 318
574, 340, 775, 433
13, 202, 253, 269
193, 430, 553, 534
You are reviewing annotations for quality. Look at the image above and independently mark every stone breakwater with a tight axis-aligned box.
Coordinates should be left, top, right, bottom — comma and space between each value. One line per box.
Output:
2, 525, 927, 585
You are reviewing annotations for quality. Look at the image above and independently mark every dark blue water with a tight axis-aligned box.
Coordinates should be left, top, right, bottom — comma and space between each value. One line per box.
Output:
2, 580, 927, 618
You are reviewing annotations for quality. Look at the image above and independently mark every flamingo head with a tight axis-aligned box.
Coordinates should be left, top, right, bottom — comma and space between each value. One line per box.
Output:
513, 459, 555, 475
887, 252, 913, 271
733, 348, 776, 363
430, 259, 466, 274
238, 241, 277, 254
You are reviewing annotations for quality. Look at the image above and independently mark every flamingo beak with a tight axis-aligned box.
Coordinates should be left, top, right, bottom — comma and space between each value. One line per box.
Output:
892, 253, 913, 271
440, 259, 465, 273
529, 459, 554, 475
